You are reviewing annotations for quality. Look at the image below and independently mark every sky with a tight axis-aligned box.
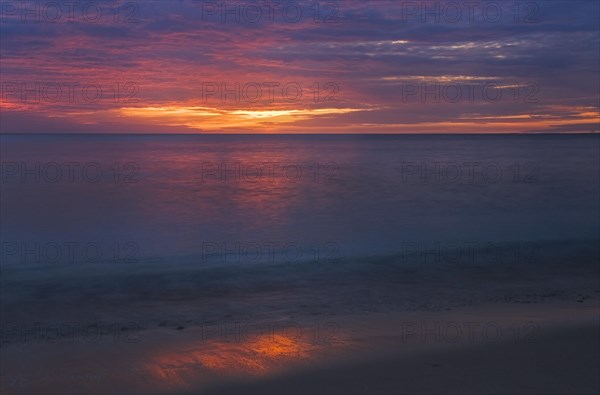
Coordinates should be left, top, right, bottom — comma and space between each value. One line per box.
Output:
0, 0, 599, 134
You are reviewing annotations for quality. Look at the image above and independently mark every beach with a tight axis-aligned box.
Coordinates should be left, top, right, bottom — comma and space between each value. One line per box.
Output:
1, 239, 599, 394
210, 315, 600, 395
2, 295, 598, 394
208, 302, 600, 395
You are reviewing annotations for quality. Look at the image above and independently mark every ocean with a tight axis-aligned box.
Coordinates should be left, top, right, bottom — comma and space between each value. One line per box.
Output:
1, 134, 599, 326
1, 134, 599, 393
1, 134, 598, 267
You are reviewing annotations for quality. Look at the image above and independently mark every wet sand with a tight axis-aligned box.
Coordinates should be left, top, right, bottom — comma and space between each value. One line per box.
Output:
205, 300, 600, 395
2, 299, 598, 394
209, 324, 600, 395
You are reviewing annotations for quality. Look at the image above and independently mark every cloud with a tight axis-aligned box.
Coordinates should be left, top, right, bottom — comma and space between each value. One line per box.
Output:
1, 0, 598, 133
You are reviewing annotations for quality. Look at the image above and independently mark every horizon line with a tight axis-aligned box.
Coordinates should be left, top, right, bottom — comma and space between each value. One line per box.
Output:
1, 132, 599, 136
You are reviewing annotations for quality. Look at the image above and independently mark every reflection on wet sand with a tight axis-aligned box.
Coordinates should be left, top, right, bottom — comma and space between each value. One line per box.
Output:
0, 321, 349, 394
145, 327, 346, 392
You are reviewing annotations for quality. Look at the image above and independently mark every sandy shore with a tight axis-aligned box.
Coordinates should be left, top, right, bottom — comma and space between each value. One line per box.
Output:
2, 299, 598, 395
208, 324, 600, 395
2, 241, 598, 394
204, 301, 600, 395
